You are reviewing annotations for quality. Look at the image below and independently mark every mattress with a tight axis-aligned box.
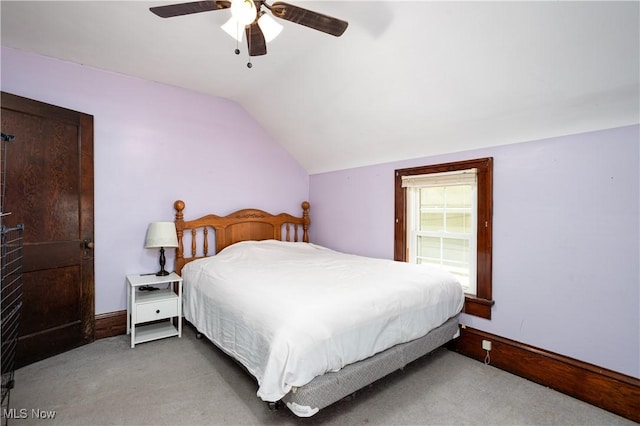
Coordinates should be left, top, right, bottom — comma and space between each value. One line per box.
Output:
182, 240, 464, 403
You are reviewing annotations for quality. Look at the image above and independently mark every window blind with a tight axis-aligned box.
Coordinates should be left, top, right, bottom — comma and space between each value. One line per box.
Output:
401, 168, 477, 188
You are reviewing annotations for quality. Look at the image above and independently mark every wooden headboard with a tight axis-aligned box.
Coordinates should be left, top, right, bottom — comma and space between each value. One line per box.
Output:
173, 200, 310, 274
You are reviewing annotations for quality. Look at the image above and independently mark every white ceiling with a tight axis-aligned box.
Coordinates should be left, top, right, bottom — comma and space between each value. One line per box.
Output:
1, 1, 638, 173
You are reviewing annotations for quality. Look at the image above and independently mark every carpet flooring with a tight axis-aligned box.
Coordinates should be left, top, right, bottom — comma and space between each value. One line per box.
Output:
6, 325, 636, 425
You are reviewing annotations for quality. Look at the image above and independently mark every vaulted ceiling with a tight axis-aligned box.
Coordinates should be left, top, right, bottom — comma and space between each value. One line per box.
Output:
1, 1, 638, 173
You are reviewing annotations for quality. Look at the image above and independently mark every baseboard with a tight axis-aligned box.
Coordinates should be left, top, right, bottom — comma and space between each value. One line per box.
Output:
94, 310, 127, 339
447, 326, 640, 423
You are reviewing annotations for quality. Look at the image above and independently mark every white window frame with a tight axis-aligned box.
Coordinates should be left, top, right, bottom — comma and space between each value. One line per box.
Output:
402, 169, 478, 295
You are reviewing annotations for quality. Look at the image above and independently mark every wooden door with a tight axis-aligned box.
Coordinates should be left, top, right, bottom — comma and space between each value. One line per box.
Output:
1, 92, 94, 367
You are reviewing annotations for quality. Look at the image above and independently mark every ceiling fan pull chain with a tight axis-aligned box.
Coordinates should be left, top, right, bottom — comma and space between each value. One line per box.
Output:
246, 24, 253, 68
234, 20, 241, 55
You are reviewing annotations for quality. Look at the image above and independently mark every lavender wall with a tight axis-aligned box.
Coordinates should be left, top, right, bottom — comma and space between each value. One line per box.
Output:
1, 47, 309, 315
310, 125, 640, 379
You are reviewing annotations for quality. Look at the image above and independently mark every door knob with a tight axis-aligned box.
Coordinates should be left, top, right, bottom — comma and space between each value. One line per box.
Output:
83, 239, 94, 249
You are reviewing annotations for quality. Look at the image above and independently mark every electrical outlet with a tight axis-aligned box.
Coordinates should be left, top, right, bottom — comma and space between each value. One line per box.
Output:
482, 340, 492, 351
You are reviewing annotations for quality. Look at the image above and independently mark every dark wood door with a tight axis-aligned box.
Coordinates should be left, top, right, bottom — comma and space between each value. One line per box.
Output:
1, 92, 94, 367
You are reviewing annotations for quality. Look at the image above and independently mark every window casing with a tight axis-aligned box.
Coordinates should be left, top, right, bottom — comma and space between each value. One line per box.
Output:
395, 158, 494, 319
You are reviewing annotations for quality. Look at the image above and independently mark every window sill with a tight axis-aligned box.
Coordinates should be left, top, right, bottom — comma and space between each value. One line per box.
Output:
463, 295, 494, 319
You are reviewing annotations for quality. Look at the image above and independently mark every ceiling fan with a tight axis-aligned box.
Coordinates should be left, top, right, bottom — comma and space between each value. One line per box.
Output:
150, 0, 348, 63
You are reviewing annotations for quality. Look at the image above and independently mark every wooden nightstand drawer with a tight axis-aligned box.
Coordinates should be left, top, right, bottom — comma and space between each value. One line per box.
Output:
136, 297, 178, 323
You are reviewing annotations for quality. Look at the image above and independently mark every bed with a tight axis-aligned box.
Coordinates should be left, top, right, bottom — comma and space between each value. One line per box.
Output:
173, 199, 464, 417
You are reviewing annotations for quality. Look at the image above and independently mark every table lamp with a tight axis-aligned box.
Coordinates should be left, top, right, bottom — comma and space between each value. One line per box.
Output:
145, 222, 178, 276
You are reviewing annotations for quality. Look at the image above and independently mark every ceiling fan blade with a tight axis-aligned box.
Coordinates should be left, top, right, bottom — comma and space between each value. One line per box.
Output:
150, 1, 231, 18
246, 22, 267, 56
269, 2, 348, 37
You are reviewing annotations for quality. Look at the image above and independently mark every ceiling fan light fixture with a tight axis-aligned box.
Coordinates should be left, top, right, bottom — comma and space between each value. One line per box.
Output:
257, 13, 283, 43
151, 0, 349, 63
221, 17, 244, 42
230, 0, 257, 27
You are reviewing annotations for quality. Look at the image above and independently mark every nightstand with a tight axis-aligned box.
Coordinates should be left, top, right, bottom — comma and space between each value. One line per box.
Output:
126, 272, 183, 348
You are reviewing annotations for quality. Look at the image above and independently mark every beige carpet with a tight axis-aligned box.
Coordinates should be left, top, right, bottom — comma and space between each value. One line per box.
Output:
6, 325, 636, 425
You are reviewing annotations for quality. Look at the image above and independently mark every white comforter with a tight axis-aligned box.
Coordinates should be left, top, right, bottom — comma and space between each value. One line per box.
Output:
182, 240, 464, 402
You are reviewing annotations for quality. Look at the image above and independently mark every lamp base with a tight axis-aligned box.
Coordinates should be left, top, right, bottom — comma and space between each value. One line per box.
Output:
156, 247, 170, 276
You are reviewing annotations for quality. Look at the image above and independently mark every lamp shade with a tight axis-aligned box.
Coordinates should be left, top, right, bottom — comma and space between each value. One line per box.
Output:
222, 17, 244, 42
258, 13, 283, 43
144, 222, 178, 248
230, 0, 257, 26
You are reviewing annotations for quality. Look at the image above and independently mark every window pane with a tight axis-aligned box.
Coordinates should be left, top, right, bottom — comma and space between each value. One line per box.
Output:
420, 187, 444, 208
417, 236, 469, 264
446, 212, 472, 233
445, 185, 472, 208
443, 238, 469, 263
442, 260, 470, 291
416, 236, 440, 259
417, 238, 471, 292
420, 212, 443, 232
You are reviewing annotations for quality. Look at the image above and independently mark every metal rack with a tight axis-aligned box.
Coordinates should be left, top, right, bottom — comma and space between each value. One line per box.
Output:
1, 225, 23, 411
1, 133, 23, 426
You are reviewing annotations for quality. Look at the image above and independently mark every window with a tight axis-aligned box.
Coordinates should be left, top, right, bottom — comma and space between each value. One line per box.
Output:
395, 158, 494, 319
403, 169, 478, 294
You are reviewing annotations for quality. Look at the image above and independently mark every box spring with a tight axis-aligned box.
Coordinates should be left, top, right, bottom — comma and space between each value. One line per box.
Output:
281, 315, 460, 417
